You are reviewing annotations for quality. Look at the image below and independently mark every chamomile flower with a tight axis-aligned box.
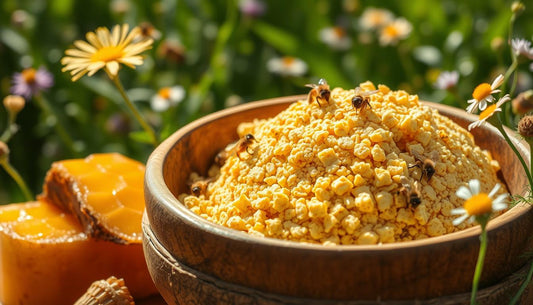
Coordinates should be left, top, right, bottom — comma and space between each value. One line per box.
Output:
451, 179, 507, 226
434, 70, 459, 90
11, 67, 53, 99
379, 17, 412, 46
466, 74, 504, 113
511, 38, 533, 59
150, 86, 185, 112
61, 24, 153, 81
468, 94, 510, 130
319, 26, 352, 51
267, 56, 307, 77
359, 7, 394, 31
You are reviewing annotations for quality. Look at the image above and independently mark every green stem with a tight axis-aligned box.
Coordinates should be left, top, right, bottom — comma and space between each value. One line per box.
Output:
501, 59, 518, 127
34, 95, 78, 155
1, 160, 33, 201
494, 122, 533, 190
510, 259, 533, 305
111, 75, 159, 147
397, 45, 415, 83
0, 112, 16, 143
470, 224, 488, 305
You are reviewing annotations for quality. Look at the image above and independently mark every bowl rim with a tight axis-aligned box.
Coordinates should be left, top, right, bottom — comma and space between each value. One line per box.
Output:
145, 94, 531, 253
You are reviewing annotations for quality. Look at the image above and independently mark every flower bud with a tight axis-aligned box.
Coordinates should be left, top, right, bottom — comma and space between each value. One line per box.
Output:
511, 1, 525, 14
0, 141, 9, 163
512, 90, 533, 115
518, 115, 533, 138
3, 95, 25, 115
490, 37, 504, 52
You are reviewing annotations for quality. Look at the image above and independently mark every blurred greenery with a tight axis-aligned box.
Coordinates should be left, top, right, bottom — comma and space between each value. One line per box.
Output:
0, 0, 532, 203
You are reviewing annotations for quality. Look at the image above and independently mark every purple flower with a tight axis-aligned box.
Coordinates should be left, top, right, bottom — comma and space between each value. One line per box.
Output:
434, 70, 459, 90
11, 67, 54, 99
239, 0, 266, 18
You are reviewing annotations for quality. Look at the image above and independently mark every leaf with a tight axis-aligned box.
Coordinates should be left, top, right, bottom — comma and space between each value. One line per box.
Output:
0, 28, 29, 54
129, 131, 153, 144
251, 21, 299, 54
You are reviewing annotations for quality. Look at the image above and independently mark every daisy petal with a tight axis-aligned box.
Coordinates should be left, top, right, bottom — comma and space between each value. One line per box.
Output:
456, 186, 472, 200
451, 207, 466, 215
453, 214, 470, 226
488, 183, 501, 198
468, 179, 480, 195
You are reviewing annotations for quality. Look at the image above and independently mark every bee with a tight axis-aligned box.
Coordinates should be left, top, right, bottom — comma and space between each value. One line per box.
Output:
214, 133, 257, 166
351, 87, 379, 113
398, 176, 422, 208
305, 78, 331, 106
190, 177, 213, 196
409, 150, 438, 182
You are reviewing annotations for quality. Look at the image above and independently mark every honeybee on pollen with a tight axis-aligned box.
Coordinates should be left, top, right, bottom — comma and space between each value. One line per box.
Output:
398, 176, 422, 208
214, 133, 257, 166
352, 87, 379, 113
305, 78, 331, 107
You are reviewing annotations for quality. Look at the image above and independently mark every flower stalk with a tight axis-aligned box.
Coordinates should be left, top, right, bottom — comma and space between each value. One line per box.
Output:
0, 142, 33, 201
33, 94, 79, 155
111, 75, 159, 147
470, 221, 488, 305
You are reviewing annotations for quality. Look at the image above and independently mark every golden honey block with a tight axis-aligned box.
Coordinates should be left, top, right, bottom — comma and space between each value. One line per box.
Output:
40, 153, 145, 244
0, 201, 156, 305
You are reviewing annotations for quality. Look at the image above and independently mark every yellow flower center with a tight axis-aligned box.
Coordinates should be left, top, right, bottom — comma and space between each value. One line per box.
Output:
383, 25, 399, 38
479, 103, 498, 121
370, 13, 386, 26
464, 193, 493, 216
282, 57, 295, 66
472, 83, 492, 101
90, 46, 124, 63
21, 68, 36, 84
333, 27, 346, 38
158, 87, 171, 99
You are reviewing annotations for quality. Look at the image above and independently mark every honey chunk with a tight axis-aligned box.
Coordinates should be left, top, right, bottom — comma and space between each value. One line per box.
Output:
0, 201, 156, 305
39, 153, 145, 244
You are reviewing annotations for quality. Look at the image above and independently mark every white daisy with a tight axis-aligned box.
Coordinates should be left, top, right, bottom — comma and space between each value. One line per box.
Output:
379, 17, 412, 46
511, 38, 533, 59
434, 70, 459, 90
359, 7, 394, 31
468, 94, 510, 130
319, 26, 352, 51
466, 74, 504, 113
267, 56, 307, 77
150, 86, 185, 112
451, 179, 507, 226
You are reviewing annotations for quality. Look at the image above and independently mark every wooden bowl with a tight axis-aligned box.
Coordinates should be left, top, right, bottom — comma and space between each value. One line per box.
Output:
143, 95, 533, 304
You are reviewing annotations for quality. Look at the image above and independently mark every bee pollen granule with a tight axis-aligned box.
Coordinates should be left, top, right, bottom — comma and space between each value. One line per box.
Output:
180, 82, 506, 246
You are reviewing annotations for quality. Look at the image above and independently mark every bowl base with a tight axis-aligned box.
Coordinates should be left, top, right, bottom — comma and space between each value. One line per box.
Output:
142, 215, 533, 305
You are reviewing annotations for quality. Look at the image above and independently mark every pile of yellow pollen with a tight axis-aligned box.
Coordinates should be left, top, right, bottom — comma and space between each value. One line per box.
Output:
180, 82, 506, 246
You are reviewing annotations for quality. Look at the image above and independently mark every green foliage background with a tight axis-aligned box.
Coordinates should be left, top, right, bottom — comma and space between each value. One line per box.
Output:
0, 0, 532, 203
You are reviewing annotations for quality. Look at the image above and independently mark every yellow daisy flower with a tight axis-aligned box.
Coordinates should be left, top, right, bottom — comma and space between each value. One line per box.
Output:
61, 24, 153, 81
468, 94, 510, 130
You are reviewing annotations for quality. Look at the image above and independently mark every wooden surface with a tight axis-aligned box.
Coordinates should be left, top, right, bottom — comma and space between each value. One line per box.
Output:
144, 96, 533, 302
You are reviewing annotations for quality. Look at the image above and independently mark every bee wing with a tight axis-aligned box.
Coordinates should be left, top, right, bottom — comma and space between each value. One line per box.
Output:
400, 176, 411, 187
429, 150, 439, 162
413, 180, 421, 192
305, 84, 317, 89
318, 78, 328, 85
361, 89, 380, 97
409, 150, 423, 162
